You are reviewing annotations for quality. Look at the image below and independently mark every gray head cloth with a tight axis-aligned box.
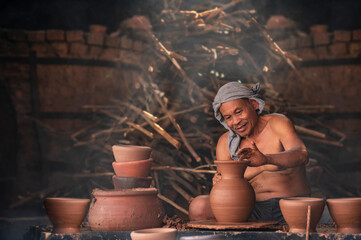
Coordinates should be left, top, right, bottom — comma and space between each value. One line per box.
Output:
212, 82, 265, 160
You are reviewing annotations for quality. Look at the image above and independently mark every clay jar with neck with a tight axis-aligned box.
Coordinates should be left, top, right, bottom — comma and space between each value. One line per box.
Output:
210, 160, 255, 223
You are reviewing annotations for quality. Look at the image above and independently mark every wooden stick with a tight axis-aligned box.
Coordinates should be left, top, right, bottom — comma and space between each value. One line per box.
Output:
149, 79, 201, 162
295, 125, 326, 139
306, 205, 311, 240
152, 165, 216, 174
301, 136, 344, 147
170, 181, 194, 203
158, 193, 189, 215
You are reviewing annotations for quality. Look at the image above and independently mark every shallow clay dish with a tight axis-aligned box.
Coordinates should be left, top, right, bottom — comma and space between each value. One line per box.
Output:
44, 197, 90, 234
112, 158, 153, 177
326, 198, 361, 234
112, 175, 152, 189
130, 228, 177, 240
179, 234, 226, 240
112, 145, 152, 162
279, 197, 325, 233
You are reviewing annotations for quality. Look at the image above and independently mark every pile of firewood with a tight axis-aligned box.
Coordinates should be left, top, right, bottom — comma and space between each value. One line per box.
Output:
69, 0, 353, 216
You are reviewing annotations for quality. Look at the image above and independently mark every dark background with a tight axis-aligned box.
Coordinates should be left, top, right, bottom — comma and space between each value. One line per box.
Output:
1, 0, 361, 32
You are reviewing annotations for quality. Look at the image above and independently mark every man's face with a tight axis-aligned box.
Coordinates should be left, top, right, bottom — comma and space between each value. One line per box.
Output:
219, 99, 259, 137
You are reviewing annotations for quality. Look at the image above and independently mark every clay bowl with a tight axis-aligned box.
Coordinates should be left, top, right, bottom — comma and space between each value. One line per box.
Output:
44, 197, 90, 234
326, 198, 361, 234
112, 175, 152, 189
112, 145, 152, 162
179, 234, 226, 240
112, 158, 153, 178
130, 228, 177, 240
279, 197, 325, 233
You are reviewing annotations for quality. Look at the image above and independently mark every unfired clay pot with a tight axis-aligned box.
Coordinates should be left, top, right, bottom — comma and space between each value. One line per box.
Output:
112, 175, 153, 189
279, 197, 325, 233
112, 158, 153, 177
88, 188, 164, 231
130, 228, 177, 240
189, 195, 215, 221
326, 198, 361, 234
210, 160, 255, 223
112, 144, 152, 162
309, 24, 328, 35
44, 197, 90, 234
89, 24, 107, 35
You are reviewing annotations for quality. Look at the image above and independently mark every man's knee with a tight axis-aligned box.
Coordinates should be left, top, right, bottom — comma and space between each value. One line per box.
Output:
188, 195, 215, 221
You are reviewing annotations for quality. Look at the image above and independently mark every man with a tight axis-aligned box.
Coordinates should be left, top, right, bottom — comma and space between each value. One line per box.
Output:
189, 81, 310, 222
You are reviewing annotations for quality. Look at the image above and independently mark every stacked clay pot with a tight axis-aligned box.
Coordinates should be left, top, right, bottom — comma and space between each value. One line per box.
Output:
88, 144, 165, 231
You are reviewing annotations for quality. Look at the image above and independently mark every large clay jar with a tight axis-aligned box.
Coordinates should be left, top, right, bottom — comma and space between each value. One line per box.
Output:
279, 197, 325, 233
326, 198, 361, 234
44, 197, 90, 234
88, 188, 164, 231
210, 160, 255, 223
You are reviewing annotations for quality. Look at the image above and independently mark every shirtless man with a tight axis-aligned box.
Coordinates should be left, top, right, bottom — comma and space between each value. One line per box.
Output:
189, 82, 310, 222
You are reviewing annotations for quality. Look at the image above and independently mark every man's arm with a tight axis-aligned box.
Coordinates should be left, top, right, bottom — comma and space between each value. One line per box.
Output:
240, 114, 309, 168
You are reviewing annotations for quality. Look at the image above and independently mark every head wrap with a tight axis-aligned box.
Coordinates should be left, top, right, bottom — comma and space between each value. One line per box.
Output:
212, 82, 265, 160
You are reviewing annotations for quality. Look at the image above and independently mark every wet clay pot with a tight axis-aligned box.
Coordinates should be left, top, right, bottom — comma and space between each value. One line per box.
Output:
112, 158, 153, 178
210, 160, 255, 223
130, 228, 177, 240
112, 175, 152, 189
279, 197, 325, 233
88, 188, 164, 231
112, 144, 152, 162
326, 198, 361, 234
44, 197, 90, 234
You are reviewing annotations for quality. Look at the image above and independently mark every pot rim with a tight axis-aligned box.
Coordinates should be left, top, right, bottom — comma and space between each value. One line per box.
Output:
280, 197, 324, 202
112, 158, 153, 166
44, 197, 90, 203
131, 227, 177, 235
92, 188, 158, 197
326, 197, 361, 203
112, 144, 152, 150
214, 160, 250, 165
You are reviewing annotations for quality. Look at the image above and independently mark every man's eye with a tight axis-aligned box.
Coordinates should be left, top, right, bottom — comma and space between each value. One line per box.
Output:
224, 116, 231, 120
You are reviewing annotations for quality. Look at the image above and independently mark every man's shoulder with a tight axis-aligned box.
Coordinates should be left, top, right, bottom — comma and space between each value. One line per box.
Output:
263, 113, 290, 124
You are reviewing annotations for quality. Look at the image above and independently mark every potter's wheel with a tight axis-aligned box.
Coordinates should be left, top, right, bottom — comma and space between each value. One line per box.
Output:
187, 220, 280, 230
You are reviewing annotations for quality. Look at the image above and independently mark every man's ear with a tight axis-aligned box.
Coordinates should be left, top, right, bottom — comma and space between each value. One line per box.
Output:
249, 99, 259, 111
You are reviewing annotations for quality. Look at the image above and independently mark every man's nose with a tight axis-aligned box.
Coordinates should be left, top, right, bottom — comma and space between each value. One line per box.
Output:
232, 115, 241, 126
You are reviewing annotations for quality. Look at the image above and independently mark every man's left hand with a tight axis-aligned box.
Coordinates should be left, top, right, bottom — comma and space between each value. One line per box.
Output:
237, 141, 268, 167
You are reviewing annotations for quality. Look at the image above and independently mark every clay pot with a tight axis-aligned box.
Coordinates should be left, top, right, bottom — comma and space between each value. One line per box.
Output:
279, 197, 325, 233
112, 158, 153, 177
112, 175, 152, 189
179, 234, 226, 240
326, 198, 361, 234
189, 195, 215, 221
309, 24, 328, 35
130, 228, 177, 240
89, 24, 107, 35
210, 160, 255, 223
44, 197, 90, 234
88, 188, 164, 231
112, 144, 152, 162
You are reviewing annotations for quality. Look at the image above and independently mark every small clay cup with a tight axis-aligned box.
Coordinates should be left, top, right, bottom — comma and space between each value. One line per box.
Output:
112, 175, 152, 189
279, 197, 325, 233
112, 158, 153, 177
44, 197, 90, 234
326, 198, 361, 234
112, 145, 152, 162
130, 228, 177, 240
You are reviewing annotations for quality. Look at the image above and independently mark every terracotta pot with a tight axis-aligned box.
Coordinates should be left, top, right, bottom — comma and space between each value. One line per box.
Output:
44, 197, 90, 234
309, 24, 328, 35
88, 188, 164, 231
326, 198, 361, 234
89, 24, 107, 35
210, 160, 255, 223
112, 158, 153, 177
112, 175, 152, 189
130, 228, 177, 240
112, 144, 152, 162
279, 197, 325, 233
189, 195, 215, 221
